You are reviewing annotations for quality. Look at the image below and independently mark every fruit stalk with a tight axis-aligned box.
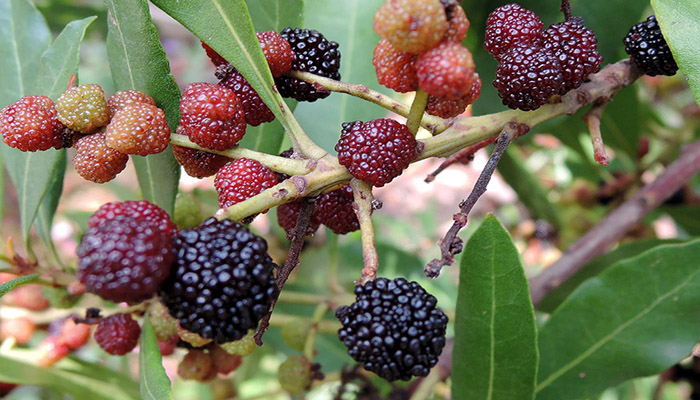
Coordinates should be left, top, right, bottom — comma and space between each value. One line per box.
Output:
350, 179, 379, 284
406, 89, 430, 135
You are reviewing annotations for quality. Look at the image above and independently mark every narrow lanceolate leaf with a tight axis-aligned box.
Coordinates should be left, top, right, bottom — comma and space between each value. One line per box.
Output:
104, 0, 181, 215
139, 317, 173, 400
246, 0, 303, 32
653, 0, 700, 106
536, 239, 700, 400
0, 274, 39, 298
34, 152, 67, 266
0, 348, 140, 399
452, 215, 538, 400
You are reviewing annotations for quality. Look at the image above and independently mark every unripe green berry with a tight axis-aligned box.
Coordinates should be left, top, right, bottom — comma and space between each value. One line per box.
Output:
173, 192, 204, 230
220, 330, 256, 356
278, 355, 312, 394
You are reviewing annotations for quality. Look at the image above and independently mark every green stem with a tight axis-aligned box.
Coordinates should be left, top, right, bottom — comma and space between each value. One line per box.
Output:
276, 96, 328, 160
350, 179, 378, 284
303, 303, 329, 360
406, 89, 429, 135
169, 133, 311, 175
288, 70, 450, 134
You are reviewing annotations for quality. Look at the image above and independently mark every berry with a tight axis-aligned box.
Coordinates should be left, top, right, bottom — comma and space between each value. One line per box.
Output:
315, 185, 360, 235
2, 282, 50, 311
281, 319, 311, 352
88, 200, 178, 238
55, 84, 110, 133
624, 15, 678, 76
275, 28, 341, 102
426, 75, 481, 118
0, 96, 65, 151
160, 218, 279, 343
494, 44, 563, 111
179, 82, 247, 151
77, 214, 175, 304
0, 382, 17, 397
177, 324, 213, 348
211, 345, 243, 375
107, 89, 156, 118
374, 0, 447, 54
336, 277, 448, 381
256, 31, 295, 77
72, 133, 129, 183
443, 4, 470, 43
214, 158, 278, 209
178, 349, 214, 381
0, 317, 35, 345
278, 355, 312, 394
484, 4, 544, 59
172, 143, 231, 179
105, 103, 171, 155
94, 314, 141, 355
220, 330, 256, 356
372, 39, 418, 93
173, 192, 205, 230
277, 200, 322, 238
36, 336, 71, 367
542, 18, 602, 94
218, 67, 275, 126
415, 41, 477, 100
59, 318, 91, 350
336, 119, 417, 187
148, 301, 179, 342
201, 41, 228, 66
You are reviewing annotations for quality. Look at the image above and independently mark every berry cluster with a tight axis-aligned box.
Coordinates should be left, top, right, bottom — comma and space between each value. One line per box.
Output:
624, 15, 678, 77
485, 4, 602, 110
373, 0, 481, 118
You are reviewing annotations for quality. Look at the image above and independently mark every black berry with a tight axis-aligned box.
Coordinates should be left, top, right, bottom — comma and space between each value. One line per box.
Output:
624, 15, 678, 76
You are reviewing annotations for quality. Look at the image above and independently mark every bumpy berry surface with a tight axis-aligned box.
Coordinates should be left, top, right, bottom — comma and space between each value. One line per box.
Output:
416, 41, 476, 100
281, 319, 310, 352
220, 330, 256, 356
372, 39, 418, 93
542, 19, 602, 94
211, 345, 243, 375
107, 90, 156, 118
172, 145, 230, 179
160, 218, 279, 343
494, 44, 563, 111
179, 82, 246, 151
106, 103, 171, 155
374, 0, 447, 54
94, 314, 141, 356
177, 324, 213, 348
148, 301, 179, 342
275, 28, 341, 102
315, 185, 360, 235
178, 349, 213, 381
277, 200, 322, 238
88, 200, 178, 238
484, 3, 543, 58
0, 96, 65, 151
173, 193, 204, 230
624, 15, 678, 76
278, 355, 312, 394
426, 75, 481, 118
72, 133, 128, 183
214, 158, 278, 209
218, 67, 275, 126
201, 41, 228, 67
55, 84, 110, 133
336, 119, 416, 187
257, 31, 295, 77
77, 215, 175, 303
443, 4, 470, 43
336, 278, 448, 381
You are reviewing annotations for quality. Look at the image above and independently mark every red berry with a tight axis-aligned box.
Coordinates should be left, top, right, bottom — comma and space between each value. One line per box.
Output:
218, 68, 275, 126
201, 41, 228, 66
372, 39, 418, 93
94, 314, 141, 356
0, 95, 65, 151
484, 4, 544, 59
542, 19, 602, 94
106, 103, 171, 155
59, 318, 91, 350
494, 43, 563, 111
88, 200, 178, 238
179, 82, 246, 151
56, 84, 110, 133
374, 0, 448, 54
36, 336, 70, 367
277, 200, 322, 238
443, 4, 470, 43
416, 41, 476, 100
77, 214, 175, 304
0, 317, 35, 345
336, 119, 416, 187
178, 349, 213, 381
172, 145, 230, 179
214, 158, 278, 209
256, 31, 295, 77
2, 282, 50, 311
107, 89, 156, 118
72, 133, 129, 183
426, 75, 481, 118
315, 185, 360, 235
211, 345, 243, 375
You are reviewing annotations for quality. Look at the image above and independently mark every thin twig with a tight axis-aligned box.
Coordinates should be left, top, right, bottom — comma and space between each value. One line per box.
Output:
425, 121, 526, 278
254, 198, 314, 345
582, 100, 611, 166
406, 89, 430, 135
561, 0, 572, 21
530, 137, 700, 306
350, 179, 379, 284
425, 136, 498, 183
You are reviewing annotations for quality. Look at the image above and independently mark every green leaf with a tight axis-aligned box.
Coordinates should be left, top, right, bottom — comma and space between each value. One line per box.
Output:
139, 317, 173, 400
104, 0, 181, 215
293, 0, 390, 153
246, 0, 303, 32
453, 215, 538, 400
537, 238, 688, 313
663, 206, 700, 235
653, 0, 700, 106
536, 239, 700, 400
34, 152, 67, 266
0, 349, 140, 400
0, 273, 39, 298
